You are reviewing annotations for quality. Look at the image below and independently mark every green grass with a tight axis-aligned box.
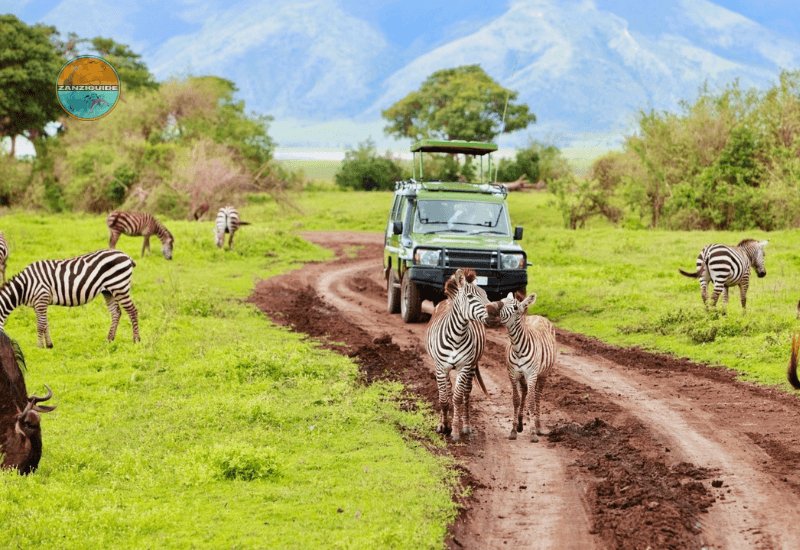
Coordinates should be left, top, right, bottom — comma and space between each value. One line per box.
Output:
277, 159, 343, 183
0, 213, 457, 548
264, 189, 800, 390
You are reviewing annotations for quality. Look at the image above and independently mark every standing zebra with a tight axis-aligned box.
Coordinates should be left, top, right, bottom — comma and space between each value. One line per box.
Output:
107, 211, 174, 260
214, 206, 249, 250
488, 292, 558, 442
679, 239, 768, 313
0, 249, 140, 348
426, 269, 490, 441
0, 231, 7, 285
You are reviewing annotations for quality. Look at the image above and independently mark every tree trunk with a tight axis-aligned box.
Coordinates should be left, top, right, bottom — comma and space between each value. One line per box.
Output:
8, 135, 15, 158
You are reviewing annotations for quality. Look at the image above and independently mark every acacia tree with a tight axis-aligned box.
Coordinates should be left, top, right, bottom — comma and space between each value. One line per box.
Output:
382, 65, 536, 143
0, 15, 63, 156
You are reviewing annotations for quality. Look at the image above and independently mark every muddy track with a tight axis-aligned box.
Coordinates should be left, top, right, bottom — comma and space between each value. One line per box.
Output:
249, 232, 800, 549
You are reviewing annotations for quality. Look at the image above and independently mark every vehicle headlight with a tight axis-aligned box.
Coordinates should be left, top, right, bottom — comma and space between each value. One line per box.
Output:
414, 249, 440, 266
500, 253, 525, 270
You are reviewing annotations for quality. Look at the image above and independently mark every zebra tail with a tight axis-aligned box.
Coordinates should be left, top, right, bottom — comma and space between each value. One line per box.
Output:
789, 331, 800, 390
678, 268, 699, 278
238, 221, 251, 226
474, 364, 488, 397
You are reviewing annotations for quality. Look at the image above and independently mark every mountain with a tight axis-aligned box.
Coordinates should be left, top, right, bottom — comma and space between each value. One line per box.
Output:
143, 0, 800, 150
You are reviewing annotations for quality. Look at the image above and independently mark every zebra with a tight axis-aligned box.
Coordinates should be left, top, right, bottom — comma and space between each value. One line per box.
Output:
214, 206, 249, 250
0, 249, 140, 348
426, 268, 490, 441
679, 239, 768, 313
488, 292, 558, 442
107, 211, 174, 260
0, 231, 7, 285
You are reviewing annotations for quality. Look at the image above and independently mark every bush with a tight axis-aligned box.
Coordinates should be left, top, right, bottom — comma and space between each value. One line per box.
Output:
334, 139, 405, 191
495, 141, 569, 184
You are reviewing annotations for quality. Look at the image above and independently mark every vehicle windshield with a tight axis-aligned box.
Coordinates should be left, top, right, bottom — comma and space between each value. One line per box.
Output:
413, 199, 510, 236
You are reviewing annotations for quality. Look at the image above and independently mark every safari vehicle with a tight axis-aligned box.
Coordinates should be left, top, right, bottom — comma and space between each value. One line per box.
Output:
384, 139, 529, 323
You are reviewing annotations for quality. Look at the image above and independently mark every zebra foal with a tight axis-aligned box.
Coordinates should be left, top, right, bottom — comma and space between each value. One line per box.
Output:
0, 249, 140, 348
107, 211, 174, 260
426, 268, 490, 441
488, 292, 558, 442
214, 206, 249, 249
679, 239, 768, 313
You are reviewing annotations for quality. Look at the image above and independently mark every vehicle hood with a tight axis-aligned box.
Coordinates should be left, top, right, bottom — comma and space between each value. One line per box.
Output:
411, 233, 523, 251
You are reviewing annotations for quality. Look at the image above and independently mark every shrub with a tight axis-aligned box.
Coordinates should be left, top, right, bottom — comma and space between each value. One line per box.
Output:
334, 138, 405, 191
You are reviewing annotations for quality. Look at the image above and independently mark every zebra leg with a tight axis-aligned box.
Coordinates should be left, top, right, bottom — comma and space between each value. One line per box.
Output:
435, 366, 452, 435
740, 281, 749, 311
109, 230, 121, 249
533, 374, 548, 436
709, 286, 723, 310
525, 372, 540, 442
0, 258, 5, 285
700, 280, 708, 305
722, 286, 730, 314
228, 231, 235, 250
34, 300, 52, 349
141, 235, 150, 257
116, 293, 141, 343
460, 365, 475, 437
508, 366, 522, 440
103, 291, 122, 341
450, 369, 471, 441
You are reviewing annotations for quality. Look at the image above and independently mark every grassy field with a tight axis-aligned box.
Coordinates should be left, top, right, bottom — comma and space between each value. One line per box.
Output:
251, 190, 800, 389
0, 213, 457, 548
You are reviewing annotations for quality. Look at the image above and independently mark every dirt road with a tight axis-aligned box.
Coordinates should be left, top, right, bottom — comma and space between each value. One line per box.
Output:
249, 232, 800, 549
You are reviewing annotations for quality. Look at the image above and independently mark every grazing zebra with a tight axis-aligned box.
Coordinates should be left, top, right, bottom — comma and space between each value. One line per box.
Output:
0, 249, 140, 348
426, 268, 490, 441
107, 211, 174, 260
214, 206, 249, 249
0, 231, 7, 285
488, 292, 558, 442
679, 239, 768, 313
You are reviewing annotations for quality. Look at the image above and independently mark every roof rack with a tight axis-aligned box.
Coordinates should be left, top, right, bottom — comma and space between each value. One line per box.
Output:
410, 139, 498, 156
394, 180, 508, 198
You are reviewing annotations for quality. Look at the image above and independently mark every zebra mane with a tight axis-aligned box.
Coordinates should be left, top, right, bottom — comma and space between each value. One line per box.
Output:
444, 269, 478, 298
737, 238, 759, 248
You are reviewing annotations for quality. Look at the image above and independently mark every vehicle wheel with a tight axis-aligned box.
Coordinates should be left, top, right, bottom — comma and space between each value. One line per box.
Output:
387, 269, 401, 314
401, 274, 422, 323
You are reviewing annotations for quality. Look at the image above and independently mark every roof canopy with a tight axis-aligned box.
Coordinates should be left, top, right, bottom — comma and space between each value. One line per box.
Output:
410, 139, 498, 156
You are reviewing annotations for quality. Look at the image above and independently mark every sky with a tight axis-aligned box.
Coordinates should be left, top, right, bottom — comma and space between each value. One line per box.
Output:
2, 0, 799, 158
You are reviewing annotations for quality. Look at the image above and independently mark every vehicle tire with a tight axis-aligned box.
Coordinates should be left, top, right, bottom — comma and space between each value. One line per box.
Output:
387, 269, 401, 314
401, 273, 422, 323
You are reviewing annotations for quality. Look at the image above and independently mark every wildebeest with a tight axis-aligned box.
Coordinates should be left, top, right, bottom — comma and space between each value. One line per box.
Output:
0, 330, 55, 474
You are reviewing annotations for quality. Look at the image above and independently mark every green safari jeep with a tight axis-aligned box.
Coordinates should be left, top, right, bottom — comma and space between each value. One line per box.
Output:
384, 139, 530, 323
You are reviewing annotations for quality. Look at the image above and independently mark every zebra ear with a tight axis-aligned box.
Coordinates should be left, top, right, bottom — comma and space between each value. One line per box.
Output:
453, 269, 466, 287
506, 292, 514, 301
520, 293, 537, 310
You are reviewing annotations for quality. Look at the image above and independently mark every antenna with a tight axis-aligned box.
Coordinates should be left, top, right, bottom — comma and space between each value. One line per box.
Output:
494, 55, 520, 183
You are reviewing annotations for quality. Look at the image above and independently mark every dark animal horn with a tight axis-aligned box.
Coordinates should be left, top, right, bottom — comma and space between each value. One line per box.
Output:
31, 385, 55, 412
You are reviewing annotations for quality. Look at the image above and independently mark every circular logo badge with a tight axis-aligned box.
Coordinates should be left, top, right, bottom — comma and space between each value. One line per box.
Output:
56, 56, 120, 120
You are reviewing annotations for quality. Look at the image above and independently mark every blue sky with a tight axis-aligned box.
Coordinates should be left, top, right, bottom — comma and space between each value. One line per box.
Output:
3, 0, 799, 157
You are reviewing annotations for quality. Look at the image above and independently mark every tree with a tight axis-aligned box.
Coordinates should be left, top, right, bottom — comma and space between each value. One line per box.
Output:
0, 15, 64, 156
334, 138, 405, 191
88, 37, 158, 92
382, 65, 536, 143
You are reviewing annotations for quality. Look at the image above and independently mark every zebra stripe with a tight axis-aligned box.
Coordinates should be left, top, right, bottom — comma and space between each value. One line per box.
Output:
214, 206, 246, 249
425, 268, 490, 441
489, 292, 558, 442
0, 249, 140, 348
107, 211, 174, 260
679, 239, 768, 312
0, 231, 7, 285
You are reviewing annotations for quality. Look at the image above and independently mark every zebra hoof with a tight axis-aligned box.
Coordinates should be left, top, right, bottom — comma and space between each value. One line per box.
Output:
461, 426, 472, 435
530, 433, 539, 443
516, 423, 523, 433
536, 429, 545, 436
451, 433, 461, 442
46, 343, 53, 349
508, 431, 517, 440
436, 424, 444, 434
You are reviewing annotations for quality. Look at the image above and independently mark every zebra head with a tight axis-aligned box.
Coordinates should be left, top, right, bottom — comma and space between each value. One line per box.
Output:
491, 291, 537, 328
162, 238, 174, 260
446, 269, 490, 324
740, 239, 768, 278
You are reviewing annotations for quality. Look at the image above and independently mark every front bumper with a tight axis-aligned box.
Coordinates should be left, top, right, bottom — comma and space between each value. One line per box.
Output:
408, 265, 527, 297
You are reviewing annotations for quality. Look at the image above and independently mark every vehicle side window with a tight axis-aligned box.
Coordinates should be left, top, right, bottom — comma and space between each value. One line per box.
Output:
395, 197, 407, 222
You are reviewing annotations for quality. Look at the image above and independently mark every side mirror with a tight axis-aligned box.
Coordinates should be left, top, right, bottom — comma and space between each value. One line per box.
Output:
513, 226, 523, 240
393, 221, 403, 235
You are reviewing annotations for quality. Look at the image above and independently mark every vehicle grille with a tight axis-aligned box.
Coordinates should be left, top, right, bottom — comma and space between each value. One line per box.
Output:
443, 249, 495, 269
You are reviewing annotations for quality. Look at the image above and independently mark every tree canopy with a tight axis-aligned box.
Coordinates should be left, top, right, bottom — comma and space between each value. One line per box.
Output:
382, 65, 536, 143
87, 37, 158, 92
0, 15, 64, 156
